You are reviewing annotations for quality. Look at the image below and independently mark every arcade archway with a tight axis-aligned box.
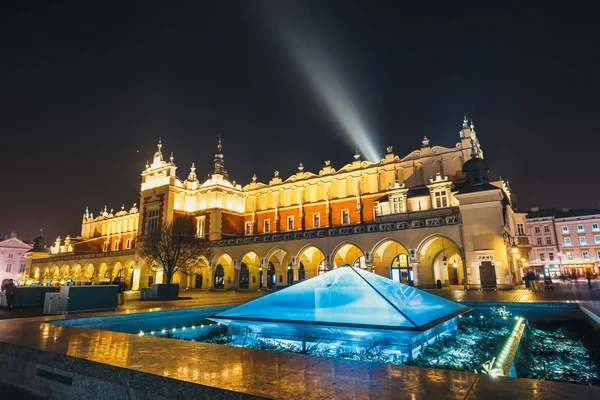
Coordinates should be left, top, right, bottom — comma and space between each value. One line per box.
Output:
332, 243, 365, 269
265, 248, 292, 287
418, 235, 463, 288
372, 239, 411, 284
239, 251, 261, 289
212, 253, 234, 290
297, 245, 326, 279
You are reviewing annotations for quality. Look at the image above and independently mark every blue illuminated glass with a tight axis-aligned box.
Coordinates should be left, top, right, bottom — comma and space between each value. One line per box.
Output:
214, 266, 467, 329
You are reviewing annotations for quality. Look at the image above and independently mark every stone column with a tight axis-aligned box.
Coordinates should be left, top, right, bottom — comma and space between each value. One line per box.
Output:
262, 266, 268, 289
132, 268, 141, 291
208, 265, 215, 290
411, 263, 420, 286
186, 273, 192, 291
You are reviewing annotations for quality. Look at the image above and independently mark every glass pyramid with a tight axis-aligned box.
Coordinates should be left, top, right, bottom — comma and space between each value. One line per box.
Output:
211, 265, 468, 331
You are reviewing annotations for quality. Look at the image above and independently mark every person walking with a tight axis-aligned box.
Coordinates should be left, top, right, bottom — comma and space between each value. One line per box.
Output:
113, 277, 125, 305
586, 270, 593, 288
3, 279, 16, 309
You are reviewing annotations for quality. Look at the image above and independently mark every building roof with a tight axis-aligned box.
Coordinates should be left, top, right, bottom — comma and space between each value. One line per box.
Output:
526, 207, 600, 220
526, 208, 556, 219
406, 187, 430, 198
556, 208, 600, 219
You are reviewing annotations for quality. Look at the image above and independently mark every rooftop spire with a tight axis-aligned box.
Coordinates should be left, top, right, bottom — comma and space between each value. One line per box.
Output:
463, 114, 469, 128
470, 138, 478, 159
187, 162, 198, 181
209, 135, 228, 177
153, 138, 164, 163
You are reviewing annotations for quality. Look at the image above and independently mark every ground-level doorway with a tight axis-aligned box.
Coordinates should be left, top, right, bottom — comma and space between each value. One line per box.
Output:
479, 261, 497, 288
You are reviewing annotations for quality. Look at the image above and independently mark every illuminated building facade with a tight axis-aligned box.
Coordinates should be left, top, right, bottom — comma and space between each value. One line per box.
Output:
31, 117, 522, 291
0, 232, 32, 284
524, 208, 600, 277
27, 205, 139, 287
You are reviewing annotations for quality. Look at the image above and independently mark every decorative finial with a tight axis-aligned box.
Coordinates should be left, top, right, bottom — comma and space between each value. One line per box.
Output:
470, 120, 475, 131
252, 173, 257, 182
85, 206, 89, 218
145, 160, 149, 169
187, 163, 197, 181
274, 170, 279, 178
121, 204, 125, 210
298, 162, 304, 172
157, 138, 162, 152
209, 135, 227, 177
103, 205, 108, 214
386, 145, 393, 154
324, 160, 331, 166
353, 151, 361, 160
463, 114, 469, 128
421, 136, 430, 147
470, 138, 478, 158
170, 152, 174, 163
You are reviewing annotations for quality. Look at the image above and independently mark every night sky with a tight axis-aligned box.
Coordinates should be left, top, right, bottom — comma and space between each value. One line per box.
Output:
1, 1, 599, 242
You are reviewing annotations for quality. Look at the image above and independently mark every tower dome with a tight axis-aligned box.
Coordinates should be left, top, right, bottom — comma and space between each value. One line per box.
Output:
32, 230, 46, 251
462, 156, 490, 186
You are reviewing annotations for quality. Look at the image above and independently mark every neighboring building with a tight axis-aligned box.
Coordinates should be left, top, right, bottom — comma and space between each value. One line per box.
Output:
554, 208, 600, 277
29, 205, 139, 287
0, 232, 33, 284
524, 208, 600, 277
32, 116, 522, 290
525, 208, 560, 277
511, 212, 532, 281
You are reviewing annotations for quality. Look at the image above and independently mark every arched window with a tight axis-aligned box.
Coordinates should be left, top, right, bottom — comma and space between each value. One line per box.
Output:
390, 254, 412, 285
267, 262, 276, 289
353, 256, 367, 269
239, 263, 249, 289
298, 262, 305, 281
214, 264, 225, 289
287, 263, 294, 285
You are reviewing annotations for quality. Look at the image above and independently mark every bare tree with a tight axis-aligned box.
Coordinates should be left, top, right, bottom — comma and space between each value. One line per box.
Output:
137, 216, 212, 288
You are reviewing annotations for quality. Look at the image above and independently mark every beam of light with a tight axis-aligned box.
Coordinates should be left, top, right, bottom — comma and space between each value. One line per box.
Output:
264, 5, 382, 162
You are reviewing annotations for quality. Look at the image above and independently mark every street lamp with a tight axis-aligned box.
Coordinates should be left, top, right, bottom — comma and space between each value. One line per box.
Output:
512, 246, 519, 255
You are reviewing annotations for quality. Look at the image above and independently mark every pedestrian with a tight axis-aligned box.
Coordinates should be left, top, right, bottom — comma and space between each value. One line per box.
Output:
586, 270, 592, 288
3, 279, 17, 309
113, 277, 125, 305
